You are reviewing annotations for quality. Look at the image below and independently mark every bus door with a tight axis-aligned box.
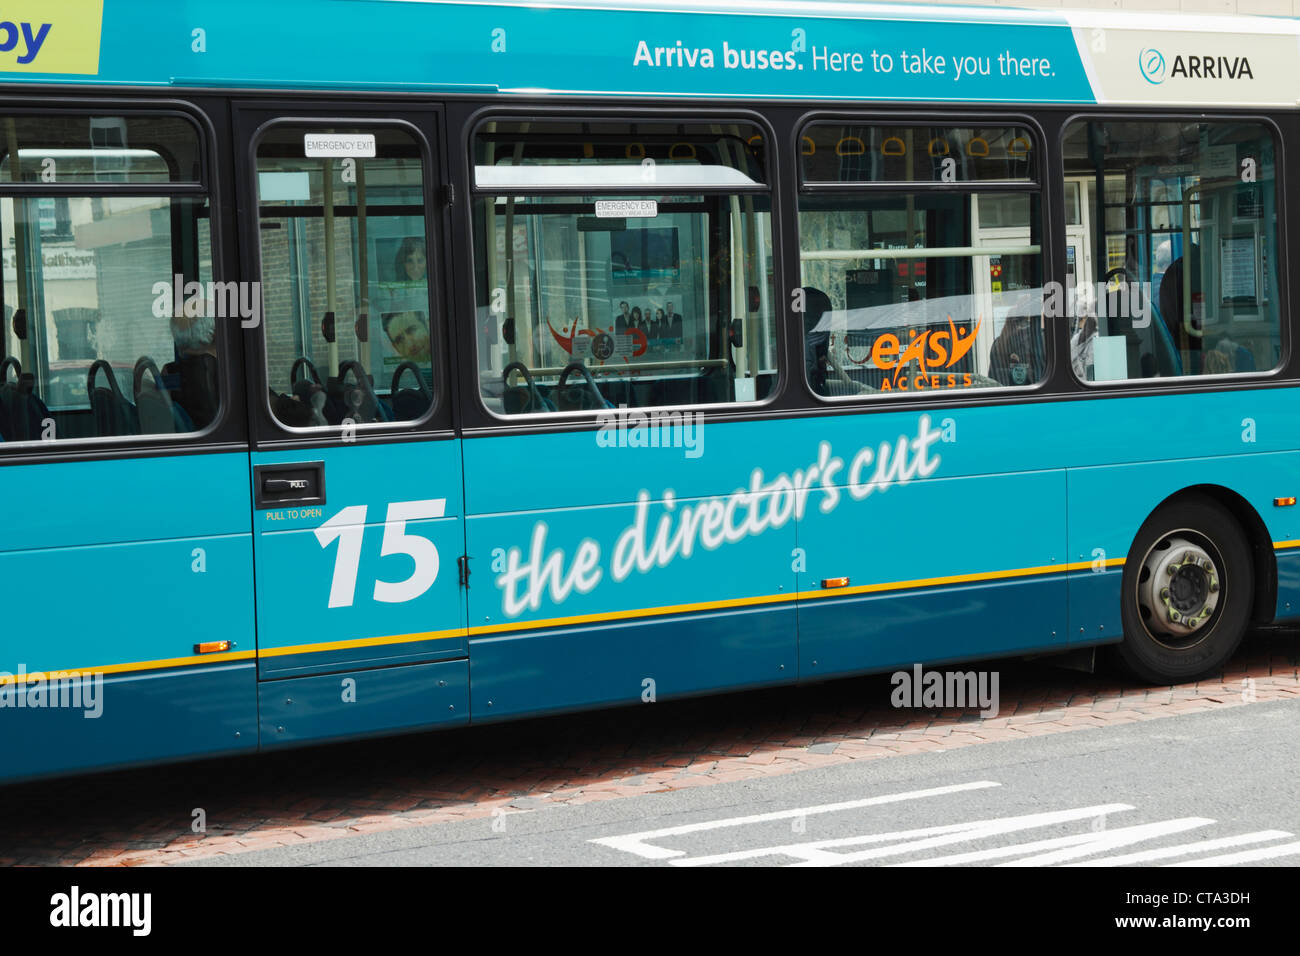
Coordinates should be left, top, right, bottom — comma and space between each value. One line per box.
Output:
235, 107, 468, 746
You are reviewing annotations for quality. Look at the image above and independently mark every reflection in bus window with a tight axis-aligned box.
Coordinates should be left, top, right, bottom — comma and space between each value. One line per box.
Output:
0, 112, 218, 444
472, 121, 778, 415
795, 125, 1040, 398
1062, 120, 1281, 382
256, 126, 434, 428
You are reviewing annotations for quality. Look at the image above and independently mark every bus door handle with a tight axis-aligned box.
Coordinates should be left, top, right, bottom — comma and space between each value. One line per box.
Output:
253, 461, 326, 508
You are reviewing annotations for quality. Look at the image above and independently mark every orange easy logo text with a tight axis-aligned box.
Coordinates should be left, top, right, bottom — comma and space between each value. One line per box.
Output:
850, 316, 981, 391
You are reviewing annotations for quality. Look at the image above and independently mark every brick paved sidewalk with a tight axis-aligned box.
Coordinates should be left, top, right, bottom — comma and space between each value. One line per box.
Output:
1, 629, 1297, 867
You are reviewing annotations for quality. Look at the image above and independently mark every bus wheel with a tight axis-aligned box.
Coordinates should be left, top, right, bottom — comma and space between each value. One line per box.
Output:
1116, 495, 1253, 684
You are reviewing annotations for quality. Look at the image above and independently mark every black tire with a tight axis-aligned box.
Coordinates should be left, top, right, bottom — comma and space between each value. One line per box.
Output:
1114, 494, 1253, 684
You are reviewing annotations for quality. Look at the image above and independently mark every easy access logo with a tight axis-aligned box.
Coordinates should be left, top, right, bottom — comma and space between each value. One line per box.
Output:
1139, 47, 1167, 85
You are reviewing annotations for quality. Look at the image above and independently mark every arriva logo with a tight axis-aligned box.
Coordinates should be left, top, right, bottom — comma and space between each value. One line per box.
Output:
1139, 47, 1167, 85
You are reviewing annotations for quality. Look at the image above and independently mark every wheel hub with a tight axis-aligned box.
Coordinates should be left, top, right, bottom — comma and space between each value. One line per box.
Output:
1140, 536, 1220, 636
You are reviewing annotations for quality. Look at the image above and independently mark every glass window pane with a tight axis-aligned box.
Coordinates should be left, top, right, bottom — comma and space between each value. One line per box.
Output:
256, 125, 435, 428
801, 125, 1035, 184
474, 192, 778, 414
1062, 120, 1281, 381
797, 190, 1044, 396
0, 114, 201, 184
0, 196, 218, 441
475, 120, 767, 190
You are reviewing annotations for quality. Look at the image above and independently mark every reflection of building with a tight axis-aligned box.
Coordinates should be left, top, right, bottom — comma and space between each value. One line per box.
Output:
3, 227, 100, 363
3, 196, 200, 377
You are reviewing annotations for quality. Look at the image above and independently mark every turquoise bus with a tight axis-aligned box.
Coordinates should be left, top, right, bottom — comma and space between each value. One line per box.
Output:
1, 0, 1298, 782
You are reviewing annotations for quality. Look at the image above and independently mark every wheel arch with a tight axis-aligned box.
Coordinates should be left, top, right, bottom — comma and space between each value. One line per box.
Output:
1144, 484, 1276, 626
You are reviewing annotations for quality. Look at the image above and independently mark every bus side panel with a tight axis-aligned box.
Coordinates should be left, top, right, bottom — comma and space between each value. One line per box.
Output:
1065, 450, 1300, 639
1067, 568, 1124, 647
0, 452, 256, 782
0, 664, 256, 784
259, 659, 468, 747
470, 605, 794, 721
462, 429, 798, 720
1275, 548, 1300, 622
797, 469, 1069, 676
464, 500, 798, 719
798, 575, 1070, 680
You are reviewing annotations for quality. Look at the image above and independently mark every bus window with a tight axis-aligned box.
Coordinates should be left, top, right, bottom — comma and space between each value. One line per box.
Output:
0, 114, 217, 443
471, 120, 777, 415
255, 125, 434, 428
1062, 120, 1281, 382
797, 124, 1044, 398
0, 114, 202, 184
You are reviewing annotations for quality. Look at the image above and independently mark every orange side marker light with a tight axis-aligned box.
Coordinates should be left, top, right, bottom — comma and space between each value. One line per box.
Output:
195, 641, 235, 654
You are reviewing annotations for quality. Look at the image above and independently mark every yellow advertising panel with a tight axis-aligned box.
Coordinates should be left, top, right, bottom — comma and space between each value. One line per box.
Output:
0, 1, 102, 75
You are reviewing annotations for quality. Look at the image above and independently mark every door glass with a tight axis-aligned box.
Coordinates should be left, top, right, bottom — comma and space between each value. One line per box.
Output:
256, 125, 435, 427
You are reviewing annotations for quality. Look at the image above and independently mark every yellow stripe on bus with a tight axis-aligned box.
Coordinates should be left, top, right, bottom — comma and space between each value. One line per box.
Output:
468, 559, 1121, 638
257, 629, 463, 658
468, 591, 793, 637
0, 649, 255, 685
2, 556, 1143, 681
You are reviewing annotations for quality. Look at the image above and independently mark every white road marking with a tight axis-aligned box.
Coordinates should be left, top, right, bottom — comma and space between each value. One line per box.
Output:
994, 819, 1216, 866
589, 780, 1000, 860
891, 818, 1212, 867
1165, 840, 1300, 866
671, 803, 1131, 867
1066, 830, 1293, 867
592, 779, 1298, 866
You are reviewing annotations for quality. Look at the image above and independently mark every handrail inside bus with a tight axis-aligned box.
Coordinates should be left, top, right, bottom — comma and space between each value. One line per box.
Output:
801, 245, 1040, 260
524, 358, 728, 377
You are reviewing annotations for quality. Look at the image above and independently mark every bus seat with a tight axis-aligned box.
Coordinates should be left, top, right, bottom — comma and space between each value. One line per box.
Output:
337, 360, 390, 424
501, 362, 554, 414
552, 363, 612, 411
89, 359, 139, 436
0, 357, 52, 442
134, 356, 192, 434
390, 361, 432, 421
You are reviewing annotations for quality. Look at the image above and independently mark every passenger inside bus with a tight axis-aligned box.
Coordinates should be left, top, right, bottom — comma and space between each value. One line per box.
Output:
163, 306, 220, 430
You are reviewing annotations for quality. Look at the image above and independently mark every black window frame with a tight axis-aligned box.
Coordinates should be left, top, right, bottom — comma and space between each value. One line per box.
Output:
793, 109, 1055, 407
0, 98, 237, 460
463, 106, 787, 425
246, 113, 448, 440
1057, 110, 1289, 391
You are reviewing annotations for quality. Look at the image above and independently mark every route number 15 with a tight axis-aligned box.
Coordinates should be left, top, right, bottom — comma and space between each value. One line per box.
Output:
314, 499, 446, 608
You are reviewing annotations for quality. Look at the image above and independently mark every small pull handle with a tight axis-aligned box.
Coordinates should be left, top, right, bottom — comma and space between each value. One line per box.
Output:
254, 462, 325, 508
265, 478, 310, 493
